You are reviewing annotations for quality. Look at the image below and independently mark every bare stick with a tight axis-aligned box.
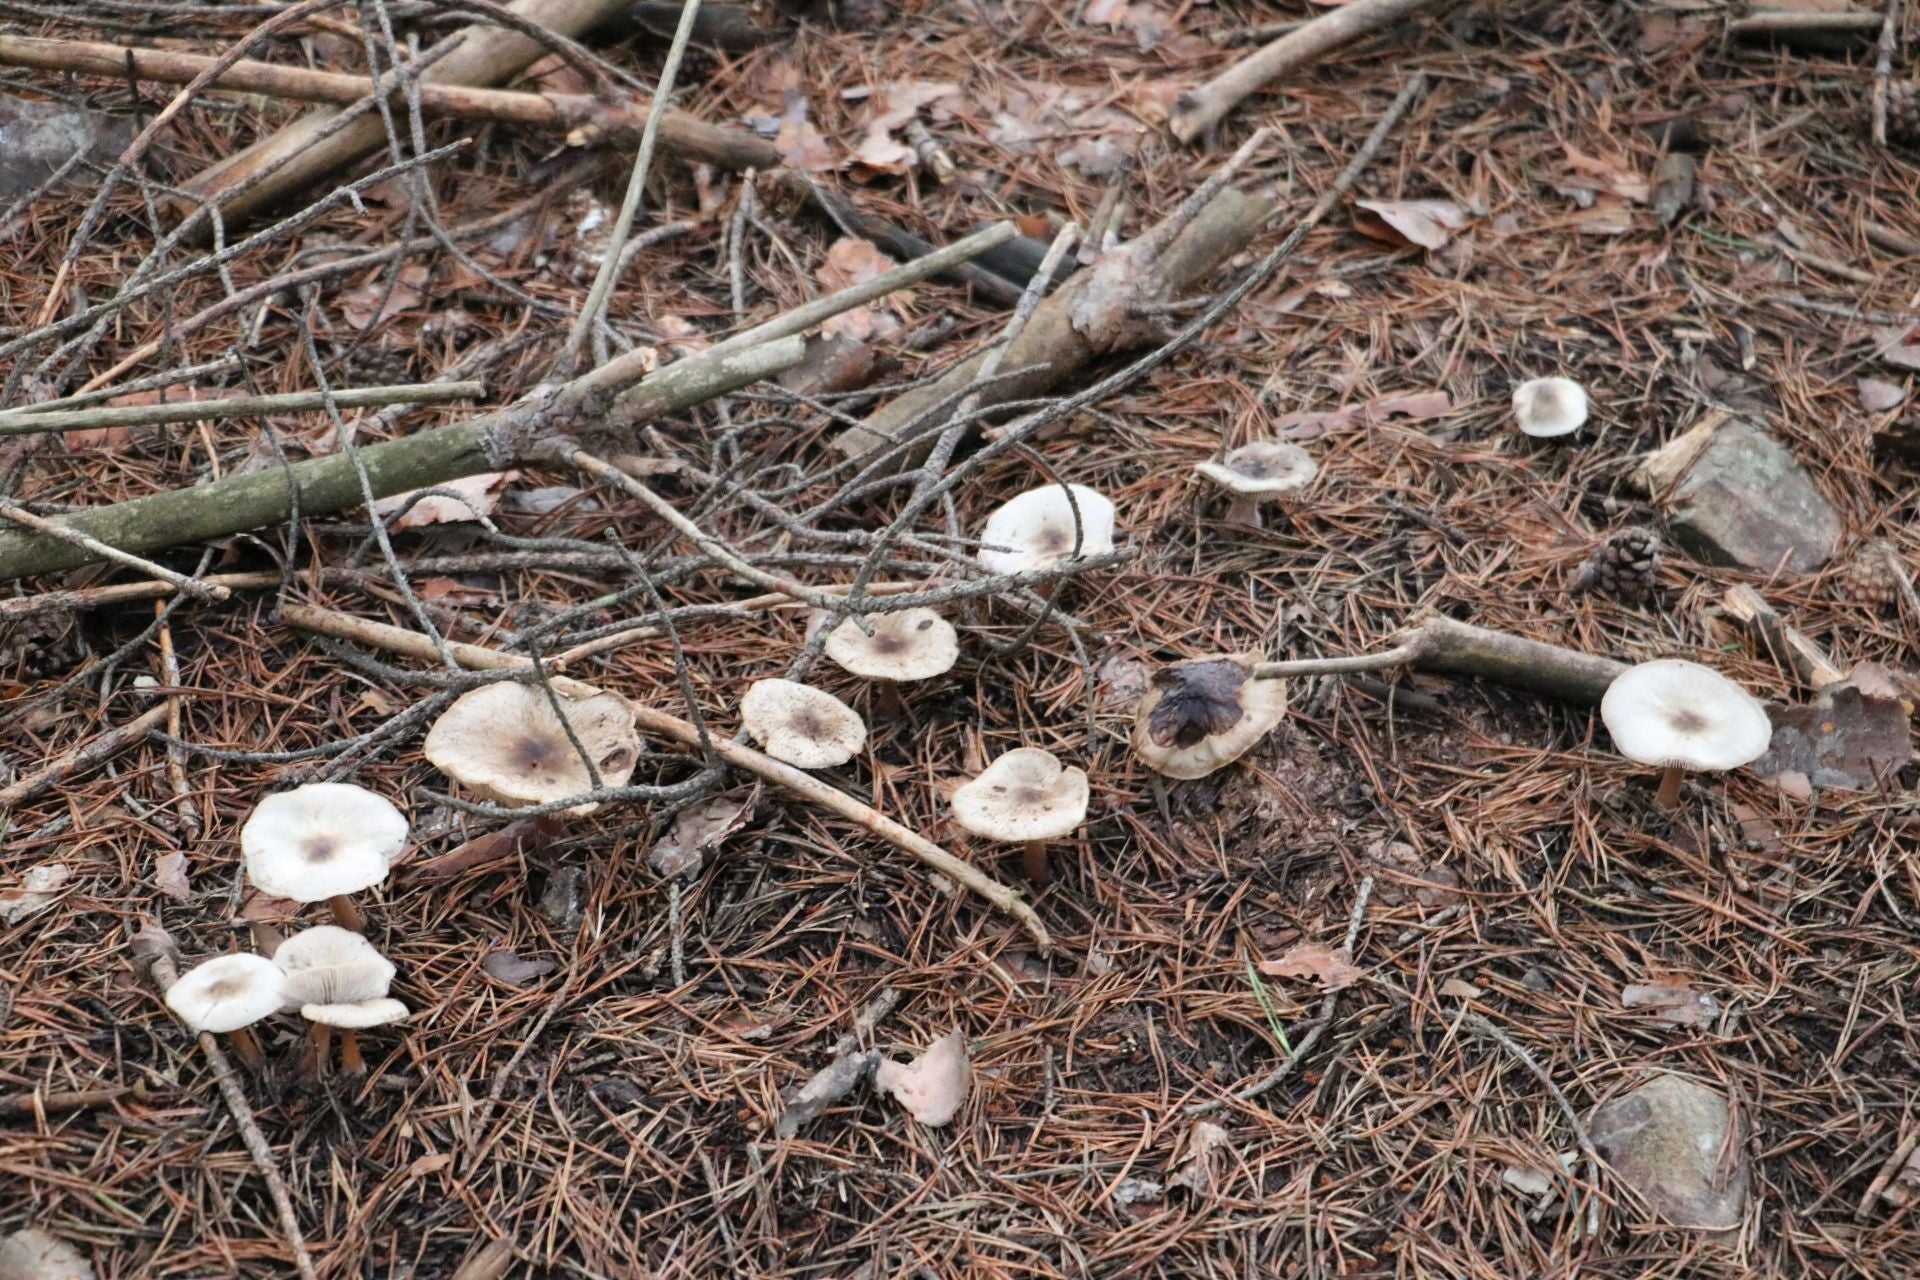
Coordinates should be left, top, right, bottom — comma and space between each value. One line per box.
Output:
155, 600, 199, 837
280, 605, 1050, 949
1169, 0, 1449, 142
0, 703, 170, 809
1252, 643, 1421, 680
1873, 0, 1905, 146
0, 498, 231, 602
0, 1082, 151, 1115
1728, 10, 1883, 34
0, 381, 483, 437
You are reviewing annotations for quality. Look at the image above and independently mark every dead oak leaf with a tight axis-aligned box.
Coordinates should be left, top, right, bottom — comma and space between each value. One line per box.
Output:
1352, 199, 1469, 251
375, 470, 518, 529
154, 853, 190, 901
1259, 941, 1362, 991
338, 262, 429, 329
1167, 1120, 1233, 1196
1754, 668, 1912, 791
1621, 980, 1720, 1027
650, 789, 758, 879
0, 863, 70, 924
1276, 389, 1452, 440
481, 947, 557, 986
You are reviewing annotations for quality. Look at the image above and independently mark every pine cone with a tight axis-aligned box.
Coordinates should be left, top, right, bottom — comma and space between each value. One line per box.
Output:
1839, 539, 1910, 610
1890, 81, 1920, 148
1572, 526, 1661, 602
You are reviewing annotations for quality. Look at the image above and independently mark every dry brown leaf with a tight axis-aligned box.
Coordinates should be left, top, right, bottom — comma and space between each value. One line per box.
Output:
1167, 1120, 1232, 1195
650, 789, 758, 879
1352, 199, 1469, 251
1622, 980, 1720, 1027
0, 863, 70, 924
1277, 389, 1452, 440
154, 853, 190, 901
1439, 977, 1484, 1000
238, 888, 301, 922
1882, 1143, 1920, 1208
1096, 649, 1151, 710
482, 947, 558, 986
1755, 670, 1913, 791
1259, 941, 1362, 991
413, 816, 565, 880
775, 94, 836, 170
872, 1030, 971, 1126
375, 470, 518, 529
1563, 146, 1652, 203
338, 263, 428, 329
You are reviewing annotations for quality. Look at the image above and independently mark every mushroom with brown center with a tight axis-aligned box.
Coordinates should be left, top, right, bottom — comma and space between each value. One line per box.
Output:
1194, 442, 1317, 528
301, 996, 407, 1075
1600, 659, 1772, 809
423, 681, 639, 817
950, 747, 1089, 886
242, 783, 407, 931
1513, 377, 1589, 439
823, 608, 960, 721
977, 483, 1116, 574
740, 678, 867, 768
1131, 652, 1289, 779
163, 952, 285, 1067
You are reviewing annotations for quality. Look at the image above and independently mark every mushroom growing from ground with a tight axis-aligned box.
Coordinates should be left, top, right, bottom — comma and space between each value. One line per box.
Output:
163, 953, 285, 1067
242, 783, 407, 931
1600, 658, 1772, 809
423, 681, 639, 817
950, 746, 1089, 886
1194, 442, 1317, 527
823, 608, 960, 721
977, 483, 1116, 574
740, 678, 867, 768
273, 924, 395, 1009
300, 997, 408, 1075
1512, 376, 1589, 439
1131, 652, 1290, 779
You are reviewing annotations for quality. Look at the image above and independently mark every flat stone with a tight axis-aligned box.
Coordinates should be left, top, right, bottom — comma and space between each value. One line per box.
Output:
1589, 1074, 1749, 1230
0, 94, 130, 202
1649, 420, 1841, 573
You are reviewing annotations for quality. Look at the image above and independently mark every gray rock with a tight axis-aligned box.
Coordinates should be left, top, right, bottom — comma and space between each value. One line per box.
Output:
1589, 1074, 1749, 1230
0, 95, 131, 202
1642, 419, 1840, 573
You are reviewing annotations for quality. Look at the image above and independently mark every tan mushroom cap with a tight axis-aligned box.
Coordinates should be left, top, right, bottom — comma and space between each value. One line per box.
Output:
1194, 442, 1317, 498
1513, 377, 1589, 438
164, 953, 286, 1034
1131, 652, 1289, 780
423, 681, 639, 816
740, 678, 867, 768
1601, 659, 1771, 772
977, 483, 1116, 574
823, 609, 960, 682
242, 783, 406, 902
301, 997, 409, 1029
951, 747, 1089, 843
273, 924, 395, 1009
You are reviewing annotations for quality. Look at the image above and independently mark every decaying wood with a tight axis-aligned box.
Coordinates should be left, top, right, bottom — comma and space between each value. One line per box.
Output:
1720, 585, 1847, 689
0, 703, 171, 809
1391, 614, 1629, 706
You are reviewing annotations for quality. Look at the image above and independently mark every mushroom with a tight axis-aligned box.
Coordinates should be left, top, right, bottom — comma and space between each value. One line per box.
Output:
950, 746, 1089, 886
1600, 659, 1772, 809
823, 608, 960, 721
423, 681, 639, 817
1131, 652, 1289, 779
1512, 376, 1589, 439
301, 997, 408, 1076
977, 483, 1116, 574
242, 783, 407, 931
739, 679, 867, 768
163, 953, 285, 1067
1194, 442, 1317, 527
273, 924, 395, 1009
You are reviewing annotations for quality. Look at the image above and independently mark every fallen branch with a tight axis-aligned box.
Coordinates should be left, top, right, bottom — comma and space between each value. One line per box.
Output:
1727, 9, 1883, 35
0, 381, 484, 437
0, 703, 170, 810
1169, 0, 1450, 143
1872, 0, 1905, 146
1390, 614, 1628, 705
0, 1082, 153, 1115
775, 986, 901, 1137
0, 500, 230, 603
279, 605, 1051, 950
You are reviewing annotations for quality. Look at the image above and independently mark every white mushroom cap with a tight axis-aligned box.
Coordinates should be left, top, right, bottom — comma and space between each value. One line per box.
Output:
1194, 442, 1317, 499
164, 953, 286, 1033
977, 483, 1116, 574
273, 924, 395, 1008
301, 997, 409, 1029
1601, 659, 1772, 772
740, 678, 867, 768
951, 747, 1090, 843
242, 783, 406, 903
423, 682, 639, 816
1513, 377, 1589, 438
1131, 652, 1289, 780
823, 609, 960, 682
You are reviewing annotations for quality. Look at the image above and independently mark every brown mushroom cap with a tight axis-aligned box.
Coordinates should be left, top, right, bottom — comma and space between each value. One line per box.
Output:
1131, 652, 1289, 780
423, 682, 639, 816
951, 747, 1089, 843
1194, 442, 1317, 499
739, 678, 867, 768
823, 609, 960, 682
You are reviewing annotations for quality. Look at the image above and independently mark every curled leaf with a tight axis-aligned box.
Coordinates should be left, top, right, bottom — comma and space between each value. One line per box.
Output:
1259, 941, 1362, 991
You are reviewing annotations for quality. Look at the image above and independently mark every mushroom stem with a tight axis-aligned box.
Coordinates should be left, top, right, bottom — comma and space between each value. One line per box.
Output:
338, 1030, 365, 1076
309, 1022, 331, 1077
328, 894, 366, 931
1654, 764, 1685, 810
1225, 496, 1263, 528
1021, 840, 1052, 887
227, 1026, 266, 1069
877, 682, 907, 726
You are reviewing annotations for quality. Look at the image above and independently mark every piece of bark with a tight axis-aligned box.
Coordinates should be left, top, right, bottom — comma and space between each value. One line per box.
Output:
1394, 613, 1628, 706
623, 2, 785, 49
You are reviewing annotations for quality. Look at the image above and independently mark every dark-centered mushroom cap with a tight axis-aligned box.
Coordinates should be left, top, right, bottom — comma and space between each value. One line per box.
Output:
739, 678, 867, 768
164, 953, 285, 1034
951, 747, 1090, 843
241, 783, 406, 902
423, 682, 639, 816
1194, 442, 1317, 498
1601, 659, 1771, 772
1131, 652, 1289, 779
823, 608, 960, 682
977, 484, 1116, 574
1513, 377, 1589, 438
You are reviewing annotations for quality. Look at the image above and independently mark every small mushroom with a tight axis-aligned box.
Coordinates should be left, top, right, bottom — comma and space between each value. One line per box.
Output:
164, 953, 285, 1067
423, 682, 639, 817
823, 608, 960, 721
950, 746, 1089, 886
1512, 376, 1589, 439
1194, 442, 1317, 527
1601, 659, 1772, 809
272, 924, 395, 1009
977, 483, 1116, 574
1131, 652, 1289, 779
302, 997, 408, 1076
242, 783, 407, 931
740, 678, 867, 768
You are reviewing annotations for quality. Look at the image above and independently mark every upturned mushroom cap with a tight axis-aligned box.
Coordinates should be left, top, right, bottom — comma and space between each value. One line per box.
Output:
951, 747, 1090, 843
740, 679, 867, 768
1601, 659, 1772, 772
301, 996, 409, 1029
242, 783, 406, 903
1513, 377, 1589, 438
1194, 442, 1317, 499
164, 953, 286, 1033
823, 609, 960, 682
977, 483, 1116, 574
423, 682, 639, 816
273, 924, 395, 1008
1131, 652, 1289, 780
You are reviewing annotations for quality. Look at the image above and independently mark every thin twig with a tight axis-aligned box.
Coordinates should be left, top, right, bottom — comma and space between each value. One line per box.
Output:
1872, 0, 1905, 147
0, 380, 482, 436
0, 703, 170, 809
